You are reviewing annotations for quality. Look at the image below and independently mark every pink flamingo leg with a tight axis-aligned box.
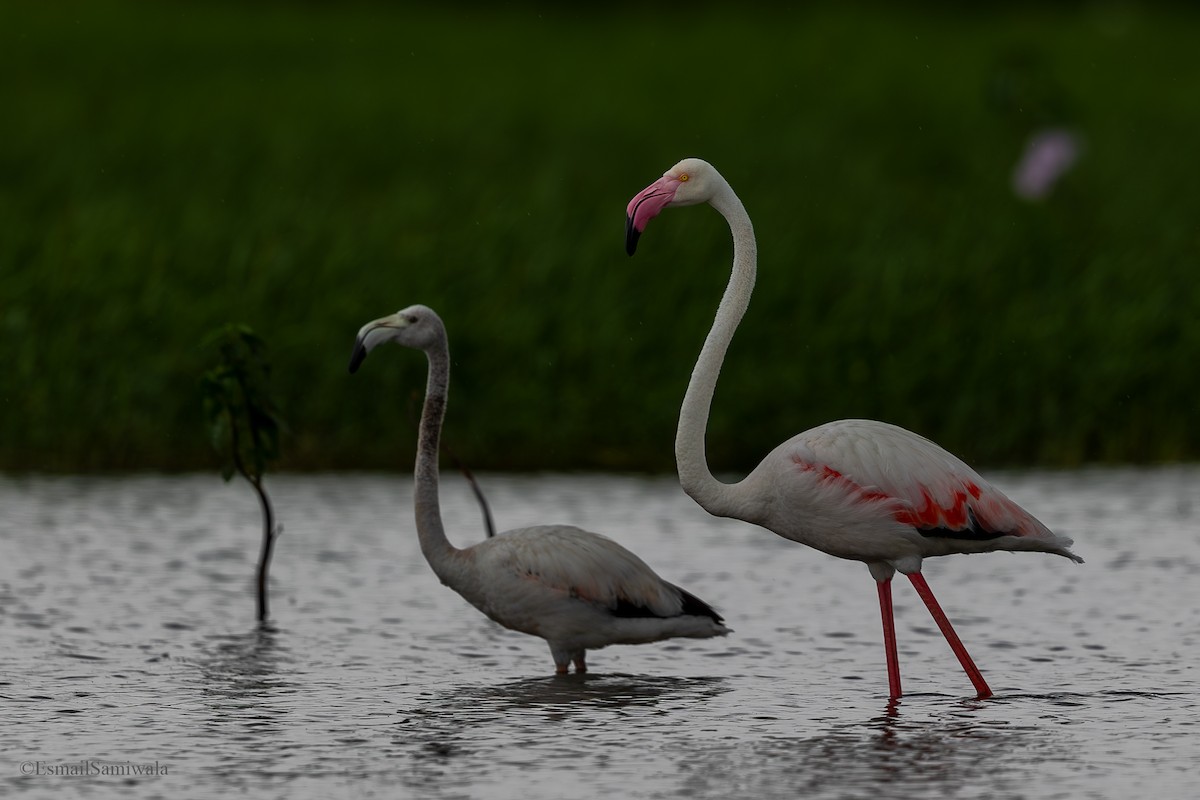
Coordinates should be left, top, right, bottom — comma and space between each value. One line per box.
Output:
877, 579, 902, 700
907, 572, 993, 699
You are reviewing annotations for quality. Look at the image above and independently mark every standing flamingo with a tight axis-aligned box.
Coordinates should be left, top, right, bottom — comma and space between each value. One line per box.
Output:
625, 158, 1082, 699
349, 304, 729, 674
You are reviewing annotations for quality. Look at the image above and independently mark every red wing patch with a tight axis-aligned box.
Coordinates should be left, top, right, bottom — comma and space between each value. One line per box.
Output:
793, 458, 893, 504
795, 456, 1003, 537
893, 488, 972, 529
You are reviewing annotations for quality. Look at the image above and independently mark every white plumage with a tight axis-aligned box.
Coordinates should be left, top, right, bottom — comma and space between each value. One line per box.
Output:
349, 304, 729, 674
626, 158, 1082, 699
746, 419, 1076, 570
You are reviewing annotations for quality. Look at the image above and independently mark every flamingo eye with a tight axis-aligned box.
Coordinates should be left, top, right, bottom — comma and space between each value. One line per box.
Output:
679, 173, 690, 182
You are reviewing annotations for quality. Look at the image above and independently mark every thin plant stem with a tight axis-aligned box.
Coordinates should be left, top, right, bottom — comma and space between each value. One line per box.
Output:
250, 474, 278, 624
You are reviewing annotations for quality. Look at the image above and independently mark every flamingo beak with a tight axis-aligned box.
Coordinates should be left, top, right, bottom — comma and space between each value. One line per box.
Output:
348, 339, 368, 374
625, 175, 680, 256
348, 318, 398, 373
624, 214, 641, 257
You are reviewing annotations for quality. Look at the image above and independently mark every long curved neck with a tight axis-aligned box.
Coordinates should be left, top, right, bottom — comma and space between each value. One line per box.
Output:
675, 183, 757, 517
413, 335, 465, 583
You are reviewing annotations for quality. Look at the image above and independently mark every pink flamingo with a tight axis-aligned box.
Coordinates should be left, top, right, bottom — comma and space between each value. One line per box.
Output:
626, 158, 1082, 699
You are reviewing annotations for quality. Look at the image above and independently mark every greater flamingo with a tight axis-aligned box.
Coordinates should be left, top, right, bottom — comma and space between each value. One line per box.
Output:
625, 158, 1082, 699
349, 304, 730, 674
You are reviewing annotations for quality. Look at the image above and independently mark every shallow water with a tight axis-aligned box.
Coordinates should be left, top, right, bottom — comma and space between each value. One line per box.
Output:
1, 467, 1197, 799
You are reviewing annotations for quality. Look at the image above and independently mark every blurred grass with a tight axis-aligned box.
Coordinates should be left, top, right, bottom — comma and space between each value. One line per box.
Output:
1, 1, 1198, 473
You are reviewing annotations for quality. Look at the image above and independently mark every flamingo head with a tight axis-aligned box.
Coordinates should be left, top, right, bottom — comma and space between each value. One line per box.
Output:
625, 157, 721, 255
349, 304, 444, 373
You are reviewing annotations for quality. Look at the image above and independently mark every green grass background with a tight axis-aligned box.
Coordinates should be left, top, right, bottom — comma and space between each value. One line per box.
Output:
2, 1, 1197, 473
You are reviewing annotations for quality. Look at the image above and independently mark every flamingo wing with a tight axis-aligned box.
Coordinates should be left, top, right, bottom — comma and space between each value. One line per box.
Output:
480, 525, 722, 621
789, 419, 1066, 545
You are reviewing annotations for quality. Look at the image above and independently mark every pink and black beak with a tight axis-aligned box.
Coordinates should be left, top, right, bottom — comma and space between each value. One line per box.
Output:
625, 175, 680, 256
348, 336, 370, 374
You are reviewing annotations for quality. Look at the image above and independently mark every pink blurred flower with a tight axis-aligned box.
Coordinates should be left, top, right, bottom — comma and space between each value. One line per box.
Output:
1012, 127, 1082, 200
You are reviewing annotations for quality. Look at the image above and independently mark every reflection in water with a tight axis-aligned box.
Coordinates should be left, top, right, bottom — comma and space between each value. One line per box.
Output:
398, 673, 729, 747
395, 673, 731, 798
194, 625, 294, 743
196, 625, 290, 693
676, 698, 1052, 800
468, 673, 730, 711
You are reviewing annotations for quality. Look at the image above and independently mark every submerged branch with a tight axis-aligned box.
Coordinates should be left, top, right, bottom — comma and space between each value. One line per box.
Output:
249, 474, 279, 624
229, 402, 278, 623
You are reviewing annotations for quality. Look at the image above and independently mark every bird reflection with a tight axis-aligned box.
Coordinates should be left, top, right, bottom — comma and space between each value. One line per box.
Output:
469, 673, 729, 712
396, 673, 730, 759
672, 700, 1051, 799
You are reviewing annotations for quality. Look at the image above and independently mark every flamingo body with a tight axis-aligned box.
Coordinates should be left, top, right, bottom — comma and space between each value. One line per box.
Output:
350, 305, 729, 673
626, 158, 1082, 698
454, 524, 727, 666
737, 418, 1078, 574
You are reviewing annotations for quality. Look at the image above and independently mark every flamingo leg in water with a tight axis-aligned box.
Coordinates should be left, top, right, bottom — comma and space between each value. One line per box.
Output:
877, 579, 902, 700
907, 572, 993, 699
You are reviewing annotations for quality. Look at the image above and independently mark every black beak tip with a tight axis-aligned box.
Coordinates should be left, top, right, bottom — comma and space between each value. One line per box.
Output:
348, 341, 368, 374
625, 216, 640, 256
